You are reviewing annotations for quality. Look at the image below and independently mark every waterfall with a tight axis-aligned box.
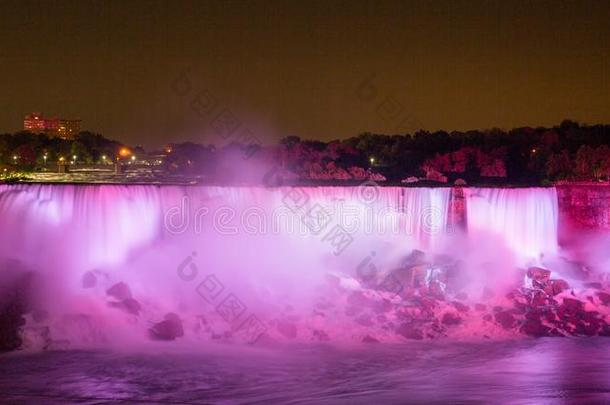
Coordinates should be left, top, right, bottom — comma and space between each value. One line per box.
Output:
0, 184, 560, 347
465, 187, 558, 264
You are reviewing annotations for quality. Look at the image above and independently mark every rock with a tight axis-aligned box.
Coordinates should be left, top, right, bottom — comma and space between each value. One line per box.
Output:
401, 176, 420, 184
441, 312, 462, 326
149, 313, 184, 341
527, 267, 551, 288
109, 298, 141, 315
402, 250, 427, 268
396, 323, 424, 340
122, 298, 141, 315
106, 282, 132, 301
544, 279, 570, 296
495, 311, 516, 329
82, 271, 97, 288
530, 290, 549, 307
0, 301, 26, 351
276, 320, 297, 339
475, 303, 486, 311
362, 335, 379, 343
521, 318, 550, 337
312, 329, 330, 342
452, 301, 470, 313
596, 292, 610, 305
561, 297, 584, 314
584, 282, 602, 289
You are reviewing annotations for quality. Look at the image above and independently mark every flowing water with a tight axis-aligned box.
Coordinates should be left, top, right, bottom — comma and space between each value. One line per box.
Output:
0, 184, 561, 346
1, 339, 609, 404
1, 184, 607, 403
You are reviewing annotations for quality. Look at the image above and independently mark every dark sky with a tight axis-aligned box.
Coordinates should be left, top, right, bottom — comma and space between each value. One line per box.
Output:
1, 0, 609, 148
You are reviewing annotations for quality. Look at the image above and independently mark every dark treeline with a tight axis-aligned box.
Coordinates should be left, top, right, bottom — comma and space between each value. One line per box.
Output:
0, 131, 124, 166
4, 120, 610, 185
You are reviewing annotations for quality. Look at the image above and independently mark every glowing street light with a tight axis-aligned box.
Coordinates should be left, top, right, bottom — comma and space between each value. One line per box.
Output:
131, 155, 136, 161
119, 147, 131, 158
369, 157, 375, 165
101, 155, 107, 163
59, 156, 65, 162
12, 155, 17, 162
43, 153, 48, 164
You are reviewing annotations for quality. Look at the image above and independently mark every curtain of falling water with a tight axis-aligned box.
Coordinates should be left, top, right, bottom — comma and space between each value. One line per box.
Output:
464, 187, 559, 264
0, 184, 561, 346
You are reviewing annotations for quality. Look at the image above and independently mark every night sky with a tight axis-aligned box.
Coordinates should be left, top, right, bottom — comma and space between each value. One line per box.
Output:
1, 0, 609, 148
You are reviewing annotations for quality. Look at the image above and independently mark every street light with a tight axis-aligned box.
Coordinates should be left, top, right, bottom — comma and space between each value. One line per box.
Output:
369, 157, 375, 165
43, 153, 48, 164
101, 155, 107, 163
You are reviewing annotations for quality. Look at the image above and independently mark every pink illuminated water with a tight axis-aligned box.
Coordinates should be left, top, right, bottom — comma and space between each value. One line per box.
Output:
0, 184, 560, 347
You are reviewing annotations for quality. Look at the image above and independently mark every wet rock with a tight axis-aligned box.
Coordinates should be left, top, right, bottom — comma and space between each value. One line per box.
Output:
545, 279, 570, 296
312, 329, 330, 342
106, 282, 132, 301
530, 290, 549, 307
451, 301, 470, 313
121, 298, 141, 315
521, 317, 550, 337
527, 267, 551, 288
276, 320, 297, 339
109, 299, 141, 315
441, 312, 462, 326
402, 249, 427, 267
600, 324, 610, 337
596, 292, 610, 305
149, 313, 184, 341
362, 335, 379, 343
0, 301, 26, 351
495, 311, 516, 329
396, 323, 424, 340
560, 297, 585, 314
82, 271, 97, 288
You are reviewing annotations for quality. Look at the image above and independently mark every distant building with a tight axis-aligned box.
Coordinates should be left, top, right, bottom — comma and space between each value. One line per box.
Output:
23, 112, 81, 140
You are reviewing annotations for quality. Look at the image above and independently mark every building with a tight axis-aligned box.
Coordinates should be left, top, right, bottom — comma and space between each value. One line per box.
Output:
23, 112, 81, 140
